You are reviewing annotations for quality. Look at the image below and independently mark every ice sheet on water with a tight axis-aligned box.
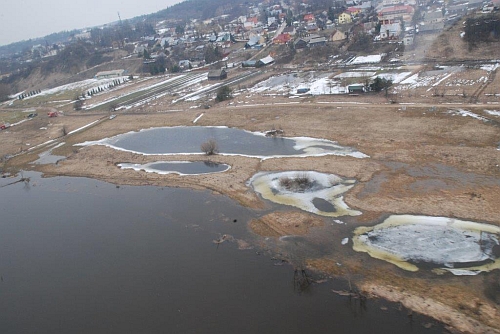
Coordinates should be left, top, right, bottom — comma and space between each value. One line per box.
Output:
353, 215, 500, 275
248, 171, 361, 217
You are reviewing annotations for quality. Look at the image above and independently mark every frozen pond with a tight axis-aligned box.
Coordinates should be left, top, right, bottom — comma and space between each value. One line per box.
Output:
118, 160, 230, 175
353, 215, 500, 275
79, 126, 368, 159
248, 171, 362, 217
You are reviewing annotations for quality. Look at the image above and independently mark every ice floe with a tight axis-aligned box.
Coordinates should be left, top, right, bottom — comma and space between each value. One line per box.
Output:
353, 215, 500, 275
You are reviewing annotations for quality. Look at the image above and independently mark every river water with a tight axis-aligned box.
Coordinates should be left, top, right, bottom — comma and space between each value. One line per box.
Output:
0, 173, 443, 333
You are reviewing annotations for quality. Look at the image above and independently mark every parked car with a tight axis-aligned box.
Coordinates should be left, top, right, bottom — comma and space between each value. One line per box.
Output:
27, 113, 38, 118
0, 123, 10, 130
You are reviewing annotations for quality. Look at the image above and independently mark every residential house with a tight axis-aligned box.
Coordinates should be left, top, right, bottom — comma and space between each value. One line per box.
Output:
282, 26, 296, 35
216, 32, 232, 43
304, 14, 315, 22
294, 38, 309, 49
380, 22, 401, 39
273, 33, 292, 44
258, 55, 275, 67
346, 7, 362, 16
382, 0, 404, 6
331, 30, 347, 41
308, 36, 327, 47
338, 13, 353, 24
134, 45, 146, 55
208, 68, 227, 80
306, 23, 319, 32
245, 16, 259, 29
378, 5, 414, 24
246, 34, 265, 48
418, 10, 444, 32
403, 35, 414, 45
178, 60, 191, 69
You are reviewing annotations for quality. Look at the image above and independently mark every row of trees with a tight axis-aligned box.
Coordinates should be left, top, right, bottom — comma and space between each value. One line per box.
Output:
89, 21, 156, 48
463, 13, 500, 50
86, 79, 126, 97
0, 84, 10, 102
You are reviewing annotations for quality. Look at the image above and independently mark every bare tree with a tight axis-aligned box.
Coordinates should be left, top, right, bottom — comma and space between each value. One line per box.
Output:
200, 139, 219, 155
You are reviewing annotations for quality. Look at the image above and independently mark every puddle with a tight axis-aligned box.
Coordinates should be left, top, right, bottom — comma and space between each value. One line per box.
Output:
312, 197, 337, 212
118, 161, 230, 175
33, 143, 66, 165
78, 126, 368, 159
248, 171, 361, 217
353, 215, 500, 275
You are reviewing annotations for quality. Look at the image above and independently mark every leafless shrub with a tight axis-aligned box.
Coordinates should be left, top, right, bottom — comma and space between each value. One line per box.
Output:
200, 139, 219, 155
279, 172, 313, 192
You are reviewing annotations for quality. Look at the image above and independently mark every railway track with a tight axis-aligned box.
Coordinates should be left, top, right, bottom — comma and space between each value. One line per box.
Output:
87, 72, 207, 111
172, 70, 262, 104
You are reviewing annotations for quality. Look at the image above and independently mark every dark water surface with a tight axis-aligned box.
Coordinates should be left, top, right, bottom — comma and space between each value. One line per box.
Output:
0, 173, 443, 333
87, 126, 362, 158
119, 160, 230, 175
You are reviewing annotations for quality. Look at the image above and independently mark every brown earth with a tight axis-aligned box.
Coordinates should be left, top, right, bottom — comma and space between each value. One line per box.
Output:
250, 211, 325, 237
1, 68, 500, 333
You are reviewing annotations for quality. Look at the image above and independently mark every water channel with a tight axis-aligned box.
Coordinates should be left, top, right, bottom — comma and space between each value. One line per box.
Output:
0, 173, 444, 333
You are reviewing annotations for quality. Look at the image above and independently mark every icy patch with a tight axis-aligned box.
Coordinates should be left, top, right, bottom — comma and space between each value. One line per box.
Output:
447, 109, 489, 122
480, 63, 499, 72
341, 238, 349, 245
14, 77, 130, 99
348, 55, 382, 65
293, 137, 369, 159
250, 72, 347, 95
484, 110, 500, 117
118, 160, 230, 175
335, 72, 376, 79
248, 171, 361, 217
353, 215, 500, 274
193, 113, 204, 123
67, 119, 100, 135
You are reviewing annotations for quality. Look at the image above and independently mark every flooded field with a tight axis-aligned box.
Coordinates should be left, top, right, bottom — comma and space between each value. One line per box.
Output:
79, 126, 368, 159
0, 173, 444, 333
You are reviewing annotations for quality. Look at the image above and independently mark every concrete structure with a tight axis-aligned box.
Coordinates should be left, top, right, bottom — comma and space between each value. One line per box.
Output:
95, 70, 126, 79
